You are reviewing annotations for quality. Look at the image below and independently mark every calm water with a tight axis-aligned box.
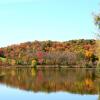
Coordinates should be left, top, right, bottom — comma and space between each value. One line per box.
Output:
0, 67, 100, 100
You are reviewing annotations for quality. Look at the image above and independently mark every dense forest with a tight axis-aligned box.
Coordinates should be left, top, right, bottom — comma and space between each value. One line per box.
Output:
0, 39, 99, 67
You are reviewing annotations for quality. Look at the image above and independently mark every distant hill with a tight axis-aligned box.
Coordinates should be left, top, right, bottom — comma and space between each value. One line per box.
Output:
0, 39, 98, 67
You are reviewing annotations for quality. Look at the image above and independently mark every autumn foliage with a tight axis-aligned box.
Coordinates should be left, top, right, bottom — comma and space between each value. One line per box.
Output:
0, 39, 98, 67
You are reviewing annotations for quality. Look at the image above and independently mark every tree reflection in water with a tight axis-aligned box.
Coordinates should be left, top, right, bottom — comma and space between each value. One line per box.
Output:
0, 67, 100, 96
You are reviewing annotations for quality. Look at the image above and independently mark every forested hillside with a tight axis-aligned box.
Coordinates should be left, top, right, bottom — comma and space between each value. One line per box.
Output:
0, 39, 98, 67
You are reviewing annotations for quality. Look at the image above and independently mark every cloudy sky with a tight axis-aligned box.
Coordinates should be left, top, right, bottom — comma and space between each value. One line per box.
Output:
0, 0, 100, 47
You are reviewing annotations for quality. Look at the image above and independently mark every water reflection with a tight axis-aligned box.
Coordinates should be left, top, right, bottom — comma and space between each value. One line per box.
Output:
0, 67, 100, 100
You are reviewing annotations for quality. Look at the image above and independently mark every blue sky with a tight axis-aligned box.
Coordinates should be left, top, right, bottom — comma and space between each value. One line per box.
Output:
0, 0, 100, 47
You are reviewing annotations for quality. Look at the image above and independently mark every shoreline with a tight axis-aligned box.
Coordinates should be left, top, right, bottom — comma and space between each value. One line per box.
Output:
0, 65, 97, 69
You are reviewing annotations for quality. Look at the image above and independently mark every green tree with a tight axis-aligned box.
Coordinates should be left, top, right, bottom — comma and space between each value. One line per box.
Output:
94, 14, 100, 65
95, 15, 100, 38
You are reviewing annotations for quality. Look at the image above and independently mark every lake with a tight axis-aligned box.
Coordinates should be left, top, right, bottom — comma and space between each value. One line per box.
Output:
0, 67, 100, 100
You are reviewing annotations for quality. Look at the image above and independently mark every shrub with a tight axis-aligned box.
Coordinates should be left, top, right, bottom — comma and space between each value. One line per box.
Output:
44, 51, 78, 65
